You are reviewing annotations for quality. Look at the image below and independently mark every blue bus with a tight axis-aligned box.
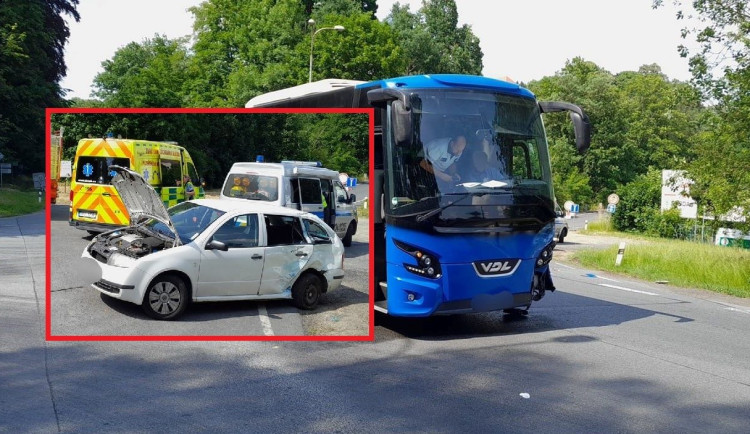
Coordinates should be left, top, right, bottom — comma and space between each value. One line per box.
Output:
247, 75, 590, 317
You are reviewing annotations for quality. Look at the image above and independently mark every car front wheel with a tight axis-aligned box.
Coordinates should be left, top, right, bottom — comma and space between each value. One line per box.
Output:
292, 273, 322, 310
142, 275, 188, 320
558, 228, 567, 243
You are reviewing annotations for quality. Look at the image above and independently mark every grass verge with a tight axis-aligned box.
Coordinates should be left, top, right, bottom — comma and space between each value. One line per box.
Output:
0, 188, 45, 218
574, 238, 750, 298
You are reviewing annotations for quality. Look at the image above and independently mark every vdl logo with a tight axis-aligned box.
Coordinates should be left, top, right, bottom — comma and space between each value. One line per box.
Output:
472, 259, 521, 277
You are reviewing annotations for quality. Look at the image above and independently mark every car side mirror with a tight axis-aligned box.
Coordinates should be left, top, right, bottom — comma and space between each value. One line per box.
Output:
349, 194, 356, 204
205, 239, 228, 251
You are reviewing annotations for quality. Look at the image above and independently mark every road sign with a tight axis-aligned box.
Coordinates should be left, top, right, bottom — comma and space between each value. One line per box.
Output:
33, 173, 45, 190
60, 160, 72, 178
607, 204, 616, 213
608, 193, 620, 205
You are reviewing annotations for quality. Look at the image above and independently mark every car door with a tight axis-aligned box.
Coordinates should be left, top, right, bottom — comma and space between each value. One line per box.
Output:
258, 214, 313, 295
332, 180, 353, 237
197, 213, 264, 297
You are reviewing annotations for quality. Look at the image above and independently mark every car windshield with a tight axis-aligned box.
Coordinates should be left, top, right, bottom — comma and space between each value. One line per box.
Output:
144, 202, 225, 243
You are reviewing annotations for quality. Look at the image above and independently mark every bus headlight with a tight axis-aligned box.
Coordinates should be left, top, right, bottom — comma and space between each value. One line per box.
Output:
535, 242, 555, 269
394, 239, 442, 279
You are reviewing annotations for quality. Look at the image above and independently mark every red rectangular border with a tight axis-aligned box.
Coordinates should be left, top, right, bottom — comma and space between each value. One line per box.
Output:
46, 107, 375, 342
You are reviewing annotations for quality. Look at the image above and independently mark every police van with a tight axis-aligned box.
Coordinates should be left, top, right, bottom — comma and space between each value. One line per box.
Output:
69, 137, 204, 233
220, 160, 358, 246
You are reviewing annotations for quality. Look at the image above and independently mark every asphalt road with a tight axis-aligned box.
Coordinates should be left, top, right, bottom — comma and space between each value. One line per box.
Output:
3, 209, 750, 432
48, 204, 369, 337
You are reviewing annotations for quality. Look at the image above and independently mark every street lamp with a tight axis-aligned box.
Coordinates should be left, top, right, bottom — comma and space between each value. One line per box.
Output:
308, 19, 345, 83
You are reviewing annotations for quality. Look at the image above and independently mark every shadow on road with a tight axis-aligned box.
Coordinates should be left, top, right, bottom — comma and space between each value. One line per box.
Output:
374, 290, 685, 341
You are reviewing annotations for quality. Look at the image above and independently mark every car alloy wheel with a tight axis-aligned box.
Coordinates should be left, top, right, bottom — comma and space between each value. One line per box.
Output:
142, 275, 188, 320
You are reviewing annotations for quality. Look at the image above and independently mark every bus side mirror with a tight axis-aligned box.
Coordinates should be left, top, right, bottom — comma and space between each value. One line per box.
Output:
367, 88, 413, 147
539, 101, 591, 154
392, 100, 413, 147
569, 111, 591, 154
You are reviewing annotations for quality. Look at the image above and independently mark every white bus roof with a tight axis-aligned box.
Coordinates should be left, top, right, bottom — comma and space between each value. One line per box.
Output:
245, 79, 365, 108
229, 162, 340, 179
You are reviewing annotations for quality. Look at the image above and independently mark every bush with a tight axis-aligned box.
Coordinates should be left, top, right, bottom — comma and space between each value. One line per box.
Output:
612, 169, 662, 232
645, 208, 683, 238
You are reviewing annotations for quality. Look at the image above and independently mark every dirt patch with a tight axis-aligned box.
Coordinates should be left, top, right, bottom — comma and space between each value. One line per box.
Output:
553, 232, 649, 262
299, 225, 370, 337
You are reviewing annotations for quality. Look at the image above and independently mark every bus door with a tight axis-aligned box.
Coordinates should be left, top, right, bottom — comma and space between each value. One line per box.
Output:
333, 180, 353, 235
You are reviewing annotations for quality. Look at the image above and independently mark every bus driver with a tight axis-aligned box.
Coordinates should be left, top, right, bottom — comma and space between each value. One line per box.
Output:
419, 135, 467, 184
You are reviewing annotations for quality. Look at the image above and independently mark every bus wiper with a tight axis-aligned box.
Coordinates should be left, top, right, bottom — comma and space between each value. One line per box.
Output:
415, 193, 475, 222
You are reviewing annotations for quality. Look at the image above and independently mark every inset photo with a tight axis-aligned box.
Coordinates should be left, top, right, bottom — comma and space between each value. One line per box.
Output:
47, 108, 373, 340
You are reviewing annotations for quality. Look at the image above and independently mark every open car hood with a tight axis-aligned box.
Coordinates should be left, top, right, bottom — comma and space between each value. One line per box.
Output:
110, 165, 172, 227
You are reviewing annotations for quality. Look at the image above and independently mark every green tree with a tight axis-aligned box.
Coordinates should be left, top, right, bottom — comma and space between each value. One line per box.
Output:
530, 58, 703, 204
611, 168, 662, 232
654, 0, 750, 220
188, 0, 307, 106
385, 0, 482, 75
0, 0, 79, 173
306, 12, 406, 82
307, 0, 378, 17
92, 35, 193, 107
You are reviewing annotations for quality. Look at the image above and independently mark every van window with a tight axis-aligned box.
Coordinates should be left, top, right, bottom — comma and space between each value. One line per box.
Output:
187, 162, 200, 186
264, 215, 306, 246
298, 178, 322, 204
75, 156, 130, 184
334, 181, 348, 203
161, 159, 182, 187
224, 173, 278, 201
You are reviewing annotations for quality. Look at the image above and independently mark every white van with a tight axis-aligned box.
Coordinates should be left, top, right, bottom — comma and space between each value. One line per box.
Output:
220, 161, 358, 246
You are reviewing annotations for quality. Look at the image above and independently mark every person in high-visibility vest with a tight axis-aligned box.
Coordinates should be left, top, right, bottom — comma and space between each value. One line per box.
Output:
184, 175, 195, 200
229, 177, 245, 197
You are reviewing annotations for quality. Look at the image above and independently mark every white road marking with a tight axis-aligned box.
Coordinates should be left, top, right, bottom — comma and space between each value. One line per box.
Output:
555, 262, 577, 270
596, 275, 620, 282
724, 307, 750, 315
598, 283, 658, 296
257, 303, 275, 336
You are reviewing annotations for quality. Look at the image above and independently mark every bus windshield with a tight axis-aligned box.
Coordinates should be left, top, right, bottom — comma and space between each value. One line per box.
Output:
386, 90, 555, 227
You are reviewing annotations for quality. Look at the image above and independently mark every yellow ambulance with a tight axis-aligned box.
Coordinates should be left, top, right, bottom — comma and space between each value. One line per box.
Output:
69, 138, 204, 233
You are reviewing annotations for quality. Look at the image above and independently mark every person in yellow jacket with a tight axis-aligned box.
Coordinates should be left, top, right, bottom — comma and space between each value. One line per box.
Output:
229, 177, 246, 197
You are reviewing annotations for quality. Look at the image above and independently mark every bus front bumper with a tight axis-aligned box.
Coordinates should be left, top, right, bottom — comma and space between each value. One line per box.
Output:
385, 260, 535, 317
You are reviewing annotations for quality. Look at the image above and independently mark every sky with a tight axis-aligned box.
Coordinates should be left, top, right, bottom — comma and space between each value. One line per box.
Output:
60, 0, 697, 100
